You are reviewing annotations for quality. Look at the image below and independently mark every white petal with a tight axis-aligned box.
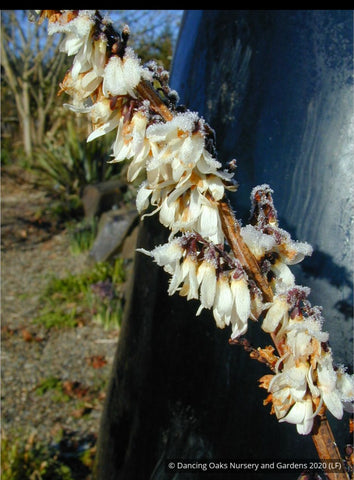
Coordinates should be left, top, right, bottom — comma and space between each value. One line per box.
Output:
230, 316, 248, 339
198, 261, 216, 309
323, 391, 343, 420
213, 275, 233, 326
136, 181, 152, 213
336, 371, 354, 402
279, 399, 315, 435
168, 262, 183, 295
150, 240, 184, 267
271, 261, 295, 288
262, 297, 289, 333
87, 114, 121, 142
231, 277, 251, 325
179, 257, 199, 300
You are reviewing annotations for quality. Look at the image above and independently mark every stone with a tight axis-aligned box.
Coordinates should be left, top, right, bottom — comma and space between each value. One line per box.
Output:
82, 179, 127, 219
88, 208, 138, 263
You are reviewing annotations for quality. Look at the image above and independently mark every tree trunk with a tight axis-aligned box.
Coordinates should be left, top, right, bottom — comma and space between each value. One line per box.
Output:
21, 79, 32, 157
95, 10, 353, 480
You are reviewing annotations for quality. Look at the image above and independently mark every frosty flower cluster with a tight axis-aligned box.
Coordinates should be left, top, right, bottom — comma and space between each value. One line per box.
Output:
34, 10, 353, 436
36, 9, 235, 246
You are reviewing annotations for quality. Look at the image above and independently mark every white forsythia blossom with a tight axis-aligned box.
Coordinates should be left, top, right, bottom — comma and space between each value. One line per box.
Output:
260, 285, 353, 434
103, 48, 143, 98
139, 234, 253, 340
34, 11, 353, 436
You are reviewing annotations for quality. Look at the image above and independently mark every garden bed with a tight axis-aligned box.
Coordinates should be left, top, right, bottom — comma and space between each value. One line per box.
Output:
1, 166, 124, 479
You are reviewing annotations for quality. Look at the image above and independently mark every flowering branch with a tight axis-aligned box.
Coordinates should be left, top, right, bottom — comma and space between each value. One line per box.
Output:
30, 10, 353, 478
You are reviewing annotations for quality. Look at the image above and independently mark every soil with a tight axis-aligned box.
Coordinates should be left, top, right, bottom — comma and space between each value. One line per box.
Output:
1, 165, 120, 477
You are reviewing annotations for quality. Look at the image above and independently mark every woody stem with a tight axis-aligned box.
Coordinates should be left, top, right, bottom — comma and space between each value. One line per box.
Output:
135, 77, 349, 480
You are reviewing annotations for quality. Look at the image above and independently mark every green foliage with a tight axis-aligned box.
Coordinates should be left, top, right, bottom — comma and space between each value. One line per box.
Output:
33, 119, 121, 197
35, 376, 63, 396
33, 258, 126, 330
35, 377, 71, 403
67, 218, 98, 256
1, 431, 76, 480
1, 428, 96, 480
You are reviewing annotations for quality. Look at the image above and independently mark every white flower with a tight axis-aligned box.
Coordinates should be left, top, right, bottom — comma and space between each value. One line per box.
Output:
213, 273, 233, 328
197, 258, 217, 311
284, 317, 328, 359
102, 49, 142, 98
178, 255, 200, 300
109, 111, 150, 173
240, 224, 276, 260
279, 398, 315, 435
137, 238, 184, 275
336, 368, 354, 413
269, 362, 309, 413
272, 227, 313, 265
262, 295, 289, 333
229, 275, 251, 339
48, 10, 95, 40
317, 352, 344, 420
86, 102, 122, 142
270, 261, 295, 289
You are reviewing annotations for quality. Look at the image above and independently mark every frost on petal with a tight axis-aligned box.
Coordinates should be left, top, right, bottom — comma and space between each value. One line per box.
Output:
283, 240, 313, 265
317, 352, 344, 419
286, 329, 312, 359
240, 224, 276, 260
103, 52, 141, 97
148, 239, 184, 268
336, 370, 354, 413
336, 370, 354, 403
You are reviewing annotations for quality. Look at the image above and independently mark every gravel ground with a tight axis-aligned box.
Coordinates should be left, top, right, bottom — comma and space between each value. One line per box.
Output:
1, 167, 120, 475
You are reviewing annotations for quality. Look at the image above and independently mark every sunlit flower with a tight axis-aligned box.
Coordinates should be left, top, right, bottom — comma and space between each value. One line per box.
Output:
283, 316, 328, 360
229, 274, 251, 339
213, 272, 233, 328
137, 238, 184, 275
335, 367, 354, 413
240, 224, 276, 260
262, 294, 290, 333
102, 48, 142, 98
197, 257, 217, 311
279, 397, 315, 435
316, 352, 344, 420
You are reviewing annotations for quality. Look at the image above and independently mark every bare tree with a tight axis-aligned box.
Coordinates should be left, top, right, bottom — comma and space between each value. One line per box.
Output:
1, 10, 67, 157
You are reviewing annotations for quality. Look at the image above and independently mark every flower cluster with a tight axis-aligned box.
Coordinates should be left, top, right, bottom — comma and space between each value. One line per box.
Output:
139, 233, 253, 339
260, 289, 353, 434
34, 10, 353, 437
244, 185, 354, 434
36, 9, 236, 246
